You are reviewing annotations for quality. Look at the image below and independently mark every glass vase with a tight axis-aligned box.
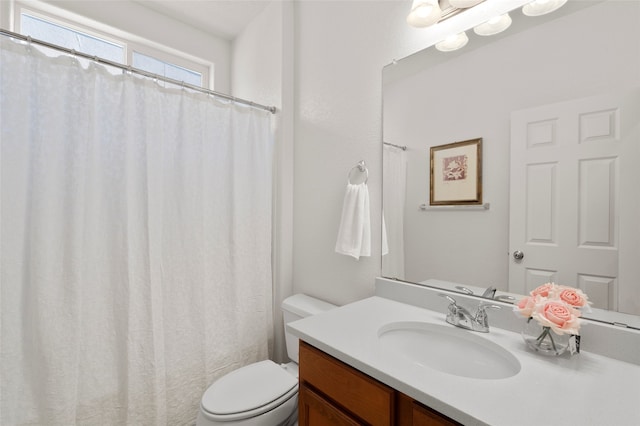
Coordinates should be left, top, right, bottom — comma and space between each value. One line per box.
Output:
521, 318, 570, 356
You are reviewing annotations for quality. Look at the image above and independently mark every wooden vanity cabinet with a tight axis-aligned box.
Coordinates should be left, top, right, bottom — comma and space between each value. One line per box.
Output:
298, 340, 394, 425
299, 384, 362, 426
396, 393, 460, 426
299, 341, 461, 426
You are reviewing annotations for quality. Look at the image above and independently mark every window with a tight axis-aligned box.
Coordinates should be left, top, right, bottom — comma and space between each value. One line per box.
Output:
21, 13, 124, 63
133, 51, 202, 87
16, 6, 211, 89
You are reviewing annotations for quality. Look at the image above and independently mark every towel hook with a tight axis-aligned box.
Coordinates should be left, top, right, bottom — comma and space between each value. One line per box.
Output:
347, 160, 368, 185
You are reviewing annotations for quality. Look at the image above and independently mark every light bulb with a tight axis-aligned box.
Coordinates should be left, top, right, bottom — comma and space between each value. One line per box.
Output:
522, 0, 567, 17
407, 0, 442, 28
473, 13, 512, 36
435, 32, 469, 52
416, 4, 434, 18
449, 0, 484, 8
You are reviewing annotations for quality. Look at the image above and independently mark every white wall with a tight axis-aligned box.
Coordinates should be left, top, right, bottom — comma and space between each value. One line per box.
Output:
232, 1, 284, 107
290, 0, 542, 307
292, 0, 438, 306
232, 0, 295, 362
384, 1, 640, 290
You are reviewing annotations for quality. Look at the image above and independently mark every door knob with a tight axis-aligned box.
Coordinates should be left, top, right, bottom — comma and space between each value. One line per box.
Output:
513, 250, 524, 260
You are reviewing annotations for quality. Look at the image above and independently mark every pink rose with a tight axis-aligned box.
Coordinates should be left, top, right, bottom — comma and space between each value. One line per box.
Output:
530, 282, 556, 298
515, 296, 537, 318
558, 287, 589, 308
532, 301, 581, 335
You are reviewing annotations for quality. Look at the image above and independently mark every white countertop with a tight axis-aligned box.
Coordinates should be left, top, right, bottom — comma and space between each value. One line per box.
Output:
287, 296, 640, 426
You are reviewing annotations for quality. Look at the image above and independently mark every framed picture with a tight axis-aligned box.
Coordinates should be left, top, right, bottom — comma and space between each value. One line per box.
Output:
430, 138, 482, 205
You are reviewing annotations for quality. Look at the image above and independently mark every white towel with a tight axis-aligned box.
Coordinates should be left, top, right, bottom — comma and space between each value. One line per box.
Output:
335, 182, 371, 259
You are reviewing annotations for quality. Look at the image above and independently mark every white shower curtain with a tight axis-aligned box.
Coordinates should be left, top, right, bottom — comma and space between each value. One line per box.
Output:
382, 144, 407, 279
0, 37, 273, 425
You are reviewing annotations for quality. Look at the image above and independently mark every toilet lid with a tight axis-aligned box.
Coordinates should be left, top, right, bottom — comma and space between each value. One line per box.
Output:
201, 360, 297, 419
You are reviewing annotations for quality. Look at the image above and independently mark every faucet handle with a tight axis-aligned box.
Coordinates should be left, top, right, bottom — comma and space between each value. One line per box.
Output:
439, 293, 458, 305
439, 294, 462, 318
495, 294, 515, 302
475, 303, 501, 328
455, 285, 474, 295
478, 302, 501, 310
476, 303, 501, 315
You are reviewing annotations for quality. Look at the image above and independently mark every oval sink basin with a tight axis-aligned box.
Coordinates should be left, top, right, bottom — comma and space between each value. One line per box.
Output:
378, 321, 521, 380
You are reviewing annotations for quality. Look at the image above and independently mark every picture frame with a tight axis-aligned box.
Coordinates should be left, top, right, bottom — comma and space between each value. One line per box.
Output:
430, 138, 483, 205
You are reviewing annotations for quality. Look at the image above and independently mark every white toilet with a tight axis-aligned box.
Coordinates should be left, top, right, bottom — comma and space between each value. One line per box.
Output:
196, 294, 336, 426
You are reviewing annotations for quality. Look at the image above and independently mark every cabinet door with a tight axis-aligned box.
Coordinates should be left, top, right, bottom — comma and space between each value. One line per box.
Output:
412, 401, 460, 426
299, 341, 394, 425
299, 384, 361, 426
396, 392, 461, 426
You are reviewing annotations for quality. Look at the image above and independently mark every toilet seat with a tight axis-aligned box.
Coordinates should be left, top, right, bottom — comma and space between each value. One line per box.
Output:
200, 360, 298, 422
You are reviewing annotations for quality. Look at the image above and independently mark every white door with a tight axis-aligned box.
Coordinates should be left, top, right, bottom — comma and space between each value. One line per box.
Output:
509, 90, 640, 313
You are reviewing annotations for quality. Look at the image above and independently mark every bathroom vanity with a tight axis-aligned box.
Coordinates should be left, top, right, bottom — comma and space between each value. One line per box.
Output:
289, 279, 640, 426
299, 341, 458, 425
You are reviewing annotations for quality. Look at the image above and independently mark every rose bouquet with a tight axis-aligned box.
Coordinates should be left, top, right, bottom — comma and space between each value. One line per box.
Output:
514, 283, 590, 355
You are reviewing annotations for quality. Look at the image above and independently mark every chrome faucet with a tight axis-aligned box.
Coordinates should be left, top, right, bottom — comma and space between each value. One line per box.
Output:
440, 294, 501, 333
481, 286, 497, 298
482, 285, 516, 302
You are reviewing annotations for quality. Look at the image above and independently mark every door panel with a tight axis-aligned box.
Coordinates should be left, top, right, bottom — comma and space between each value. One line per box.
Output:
509, 90, 639, 312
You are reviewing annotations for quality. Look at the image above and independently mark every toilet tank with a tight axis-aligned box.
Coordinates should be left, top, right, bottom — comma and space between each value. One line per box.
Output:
281, 294, 336, 362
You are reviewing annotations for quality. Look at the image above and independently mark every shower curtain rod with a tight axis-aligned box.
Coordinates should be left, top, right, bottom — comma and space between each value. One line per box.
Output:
0, 28, 277, 114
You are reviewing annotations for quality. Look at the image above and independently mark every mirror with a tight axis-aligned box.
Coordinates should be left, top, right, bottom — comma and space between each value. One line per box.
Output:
382, 0, 640, 328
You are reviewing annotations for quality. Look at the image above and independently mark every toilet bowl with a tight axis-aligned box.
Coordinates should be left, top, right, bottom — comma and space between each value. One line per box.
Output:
196, 294, 336, 426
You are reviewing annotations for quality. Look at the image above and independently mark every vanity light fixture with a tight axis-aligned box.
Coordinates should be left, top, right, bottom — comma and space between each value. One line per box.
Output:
522, 0, 567, 17
435, 31, 469, 52
473, 13, 512, 36
449, 0, 484, 8
407, 0, 487, 29
406, 0, 442, 28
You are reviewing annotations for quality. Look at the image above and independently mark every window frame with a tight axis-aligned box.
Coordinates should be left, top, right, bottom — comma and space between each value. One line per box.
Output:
12, 1, 213, 89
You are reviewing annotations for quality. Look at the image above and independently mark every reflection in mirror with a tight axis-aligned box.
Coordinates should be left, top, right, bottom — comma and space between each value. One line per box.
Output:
382, 0, 640, 328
